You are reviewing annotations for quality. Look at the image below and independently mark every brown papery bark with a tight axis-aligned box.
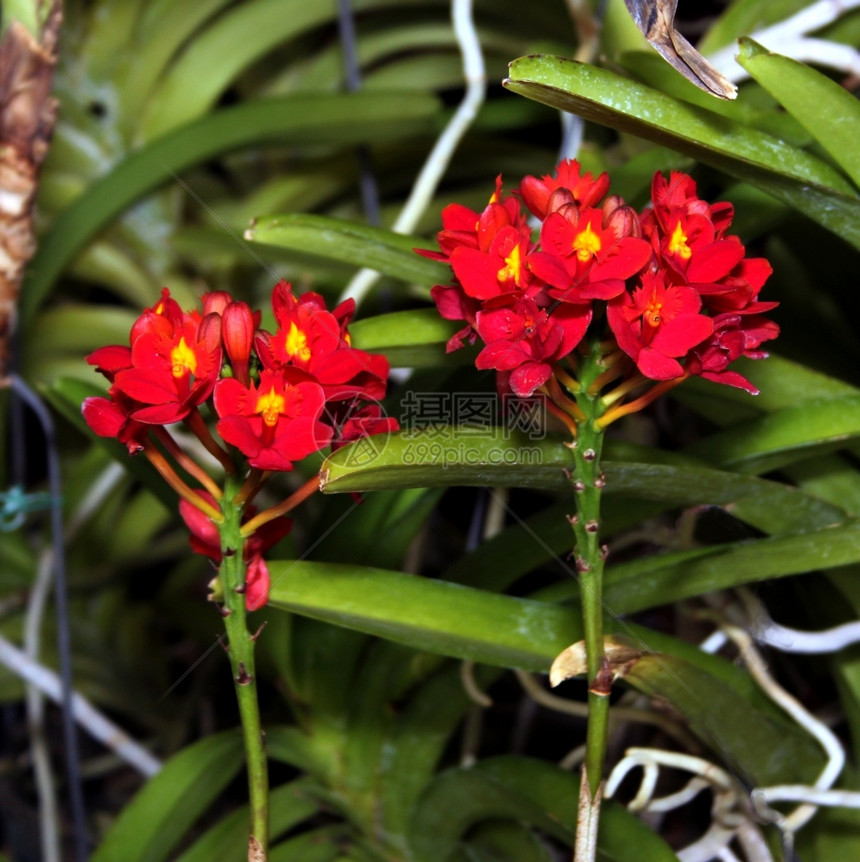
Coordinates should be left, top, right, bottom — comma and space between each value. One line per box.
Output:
0, 4, 61, 376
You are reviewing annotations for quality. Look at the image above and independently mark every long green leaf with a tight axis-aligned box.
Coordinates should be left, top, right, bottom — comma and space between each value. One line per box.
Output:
244, 215, 450, 287
460, 820, 553, 862
685, 395, 860, 472
120, 0, 234, 117
139, 0, 338, 140
21, 92, 439, 327
534, 521, 860, 613
736, 38, 860, 188
349, 309, 467, 368
381, 663, 501, 837
698, 0, 815, 54
626, 652, 822, 786
267, 559, 571, 670
269, 826, 349, 862
503, 54, 860, 247
267, 562, 823, 787
91, 732, 244, 862
321, 429, 850, 535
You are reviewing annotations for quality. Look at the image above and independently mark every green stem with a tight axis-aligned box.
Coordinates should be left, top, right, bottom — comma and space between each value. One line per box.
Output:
565, 339, 610, 856
570, 405, 608, 794
218, 478, 269, 859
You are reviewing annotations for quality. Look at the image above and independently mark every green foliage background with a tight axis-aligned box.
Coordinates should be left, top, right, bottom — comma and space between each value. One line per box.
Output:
4, 0, 860, 859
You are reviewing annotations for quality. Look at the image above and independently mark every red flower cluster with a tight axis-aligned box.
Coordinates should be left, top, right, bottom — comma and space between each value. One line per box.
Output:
423, 162, 777, 398
83, 281, 397, 609
84, 280, 395, 468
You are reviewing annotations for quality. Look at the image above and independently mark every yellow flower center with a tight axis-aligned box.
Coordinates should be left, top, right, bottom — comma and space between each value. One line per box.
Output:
668, 220, 692, 259
285, 322, 311, 362
170, 337, 197, 378
256, 387, 285, 426
572, 222, 601, 262
496, 244, 522, 285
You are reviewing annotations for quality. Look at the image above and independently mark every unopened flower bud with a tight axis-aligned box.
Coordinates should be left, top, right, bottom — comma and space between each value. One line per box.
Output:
222, 302, 255, 385
546, 187, 575, 216
197, 312, 223, 354
604, 201, 641, 238
201, 291, 232, 316
556, 201, 582, 227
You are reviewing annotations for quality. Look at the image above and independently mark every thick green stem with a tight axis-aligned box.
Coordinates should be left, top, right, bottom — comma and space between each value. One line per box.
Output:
566, 340, 611, 856
218, 479, 268, 859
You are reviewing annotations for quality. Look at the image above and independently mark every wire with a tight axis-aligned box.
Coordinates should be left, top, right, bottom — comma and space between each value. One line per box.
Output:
335, 0, 381, 228
7, 374, 89, 861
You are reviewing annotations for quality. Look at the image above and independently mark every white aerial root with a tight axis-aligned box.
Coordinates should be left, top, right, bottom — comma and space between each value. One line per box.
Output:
606, 747, 764, 862
339, 0, 486, 307
605, 599, 860, 860
0, 632, 162, 778
706, 0, 860, 83
739, 586, 860, 655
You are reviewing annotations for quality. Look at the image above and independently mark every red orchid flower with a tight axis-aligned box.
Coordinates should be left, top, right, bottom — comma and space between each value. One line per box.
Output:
608, 271, 714, 380
475, 296, 591, 396
214, 368, 332, 471
113, 310, 223, 425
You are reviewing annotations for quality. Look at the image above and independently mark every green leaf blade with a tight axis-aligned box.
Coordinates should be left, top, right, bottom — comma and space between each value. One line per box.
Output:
737, 38, 860, 188
503, 54, 860, 248
244, 215, 450, 287
91, 732, 244, 862
21, 92, 440, 328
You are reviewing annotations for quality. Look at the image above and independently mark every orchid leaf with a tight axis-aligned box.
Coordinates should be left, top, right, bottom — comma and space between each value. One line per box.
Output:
138, 0, 340, 140
675, 354, 860, 425
20, 91, 439, 327
625, 652, 822, 785
267, 559, 573, 671
116, 0, 234, 114
264, 726, 332, 776
503, 54, 860, 248
381, 662, 501, 836
537, 520, 860, 614
458, 820, 554, 862
320, 429, 570, 494
736, 38, 860, 189
269, 528, 860, 662
686, 395, 860, 472
267, 562, 823, 787
698, 0, 815, 54
321, 429, 850, 535
348, 310, 466, 368
244, 215, 450, 288
91, 731, 244, 862
617, 50, 809, 145
268, 826, 348, 862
